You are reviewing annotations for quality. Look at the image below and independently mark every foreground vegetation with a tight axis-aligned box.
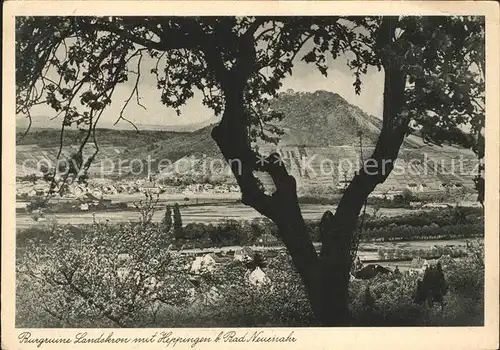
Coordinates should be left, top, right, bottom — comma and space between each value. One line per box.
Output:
16, 211, 484, 327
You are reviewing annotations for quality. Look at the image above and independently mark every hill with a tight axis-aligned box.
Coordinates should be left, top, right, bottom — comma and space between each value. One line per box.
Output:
270, 90, 382, 146
16, 90, 479, 193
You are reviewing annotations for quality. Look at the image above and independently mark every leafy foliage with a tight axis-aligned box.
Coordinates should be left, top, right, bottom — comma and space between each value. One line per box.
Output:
414, 262, 448, 307
17, 235, 484, 327
162, 204, 172, 235
17, 16, 483, 175
172, 203, 183, 239
16, 15, 485, 325
18, 222, 189, 327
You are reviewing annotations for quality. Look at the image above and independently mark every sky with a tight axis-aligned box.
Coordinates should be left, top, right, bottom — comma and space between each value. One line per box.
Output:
22, 47, 385, 130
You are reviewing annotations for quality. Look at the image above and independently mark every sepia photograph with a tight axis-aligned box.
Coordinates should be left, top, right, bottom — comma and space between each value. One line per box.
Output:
2, 1, 499, 349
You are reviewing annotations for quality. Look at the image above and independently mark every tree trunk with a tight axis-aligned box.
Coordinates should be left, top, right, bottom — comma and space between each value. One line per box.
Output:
208, 23, 409, 325
212, 89, 325, 322
315, 60, 408, 326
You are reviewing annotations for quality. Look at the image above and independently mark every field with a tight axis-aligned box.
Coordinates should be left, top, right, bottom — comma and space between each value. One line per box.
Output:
16, 202, 432, 229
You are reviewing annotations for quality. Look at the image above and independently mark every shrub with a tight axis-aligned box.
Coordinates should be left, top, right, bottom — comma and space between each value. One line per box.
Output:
162, 205, 172, 235
184, 223, 208, 240
16, 231, 484, 328
401, 188, 415, 202
414, 262, 448, 307
446, 239, 484, 299
16, 220, 193, 328
173, 203, 183, 239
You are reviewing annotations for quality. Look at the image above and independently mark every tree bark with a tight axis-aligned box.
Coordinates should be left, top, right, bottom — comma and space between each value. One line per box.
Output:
211, 88, 325, 321
315, 41, 409, 325
208, 18, 409, 326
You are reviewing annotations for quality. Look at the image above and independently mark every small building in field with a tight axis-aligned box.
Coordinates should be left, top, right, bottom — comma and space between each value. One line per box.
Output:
190, 254, 219, 273
406, 183, 419, 192
76, 192, 111, 210
79, 203, 89, 211
140, 181, 161, 194
247, 267, 271, 286
234, 246, 255, 262
91, 188, 103, 198
102, 185, 118, 195
71, 185, 86, 197
259, 234, 280, 246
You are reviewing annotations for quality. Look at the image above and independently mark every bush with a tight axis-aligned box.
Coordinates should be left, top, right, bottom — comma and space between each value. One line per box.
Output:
17, 221, 192, 327
16, 230, 484, 327
173, 203, 183, 238
446, 239, 484, 299
162, 205, 173, 235
415, 262, 448, 307
363, 223, 483, 242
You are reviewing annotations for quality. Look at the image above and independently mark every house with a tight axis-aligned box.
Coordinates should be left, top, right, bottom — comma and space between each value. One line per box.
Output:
438, 254, 454, 267
117, 267, 130, 281
420, 183, 428, 192
29, 184, 48, 197
209, 252, 231, 264
247, 267, 271, 286
102, 185, 118, 195
140, 181, 161, 194
234, 246, 255, 262
349, 273, 356, 282
190, 184, 203, 192
229, 185, 240, 193
128, 186, 139, 194
76, 192, 111, 210
117, 253, 132, 264
91, 188, 103, 198
406, 183, 419, 192
162, 275, 197, 301
261, 250, 279, 259
182, 188, 195, 195
16, 202, 28, 210
259, 234, 280, 246
409, 258, 429, 275
190, 254, 217, 273
71, 185, 86, 197
336, 180, 350, 190
77, 192, 99, 204
79, 203, 89, 211
200, 286, 221, 305
422, 203, 449, 209
117, 184, 129, 193
354, 264, 392, 280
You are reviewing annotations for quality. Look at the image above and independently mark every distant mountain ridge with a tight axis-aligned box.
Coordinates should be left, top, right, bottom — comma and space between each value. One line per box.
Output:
17, 90, 383, 149
16, 90, 478, 193
16, 115, 220, 133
